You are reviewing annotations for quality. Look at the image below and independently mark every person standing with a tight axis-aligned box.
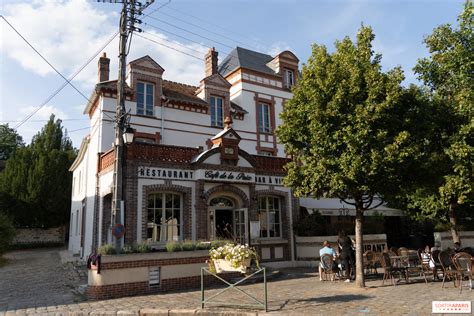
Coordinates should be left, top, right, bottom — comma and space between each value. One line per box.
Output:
338, 230, 355, 282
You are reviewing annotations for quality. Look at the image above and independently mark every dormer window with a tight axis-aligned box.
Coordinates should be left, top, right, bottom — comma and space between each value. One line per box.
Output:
210, 96, 223, 128
284, 69, 294, 89
137, 82, 154, 116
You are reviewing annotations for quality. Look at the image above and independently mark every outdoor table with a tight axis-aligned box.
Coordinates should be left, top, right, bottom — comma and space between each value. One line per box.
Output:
390, 255, 410, 283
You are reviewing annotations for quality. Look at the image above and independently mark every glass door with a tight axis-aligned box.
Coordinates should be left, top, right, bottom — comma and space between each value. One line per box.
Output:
233, 208, 248, 244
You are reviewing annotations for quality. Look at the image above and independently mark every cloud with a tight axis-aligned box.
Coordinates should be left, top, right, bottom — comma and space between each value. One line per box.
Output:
20, 105, 69, 121
1, 0, 208, 89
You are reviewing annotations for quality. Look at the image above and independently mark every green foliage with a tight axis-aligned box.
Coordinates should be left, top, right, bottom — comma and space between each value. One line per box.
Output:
0, 124, 24, 161
277, 26, 418, 209
121, 245, 135, 254
406, 0, 474, 236
97, 244, 117, 255
165, 241, 182, 252
181, 240, 196, 251
0, 115, 77, 228
0, 213, 15, 254
135, 241, 151, 253
196, 241, 212, 250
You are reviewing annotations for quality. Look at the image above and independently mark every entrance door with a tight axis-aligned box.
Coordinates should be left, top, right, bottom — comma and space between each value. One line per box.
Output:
215, 209, 234, 240
233, 208, 247, 244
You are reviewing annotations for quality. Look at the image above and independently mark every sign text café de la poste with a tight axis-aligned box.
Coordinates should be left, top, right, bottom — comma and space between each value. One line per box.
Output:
69, 46, 301, 265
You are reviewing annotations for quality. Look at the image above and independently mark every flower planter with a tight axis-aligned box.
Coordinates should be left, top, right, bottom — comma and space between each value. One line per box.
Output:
213, 258, 251, 274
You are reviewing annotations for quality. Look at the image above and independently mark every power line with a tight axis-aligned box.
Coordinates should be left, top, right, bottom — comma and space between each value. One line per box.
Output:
1, 15, 90, 102
152, 9, 260, 51
11, 31, 119, 129
135, 33, 204, 61
146, 15, 234, 50
142, 29, 206, 56
160, 2, 267, 50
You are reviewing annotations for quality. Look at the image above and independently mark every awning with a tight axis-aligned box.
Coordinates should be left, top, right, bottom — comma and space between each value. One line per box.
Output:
299, 197, 404, 217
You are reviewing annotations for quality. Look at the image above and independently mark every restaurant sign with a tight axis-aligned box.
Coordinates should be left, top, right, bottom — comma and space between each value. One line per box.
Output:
138, 167, 255, 183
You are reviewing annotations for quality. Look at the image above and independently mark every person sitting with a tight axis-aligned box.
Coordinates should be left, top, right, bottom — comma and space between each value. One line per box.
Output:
454, 241, 462, 253
431, 241, 441, 252
319, 240, 337, 281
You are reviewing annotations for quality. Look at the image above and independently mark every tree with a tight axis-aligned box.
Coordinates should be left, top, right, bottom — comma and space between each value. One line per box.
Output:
0, 213, 15, 255
0, 124, 24, 161
277, 26, 419, 287
410, 0, 473, 243
0, 115, 77, 228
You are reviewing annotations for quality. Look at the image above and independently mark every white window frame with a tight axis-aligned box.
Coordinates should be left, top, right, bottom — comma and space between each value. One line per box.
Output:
210, 96, 224, 127
258, 103, 271, 133
284, 69, 294, 88
147, 192, 183, 243
137, 82, 154, 116
258, 196, 282, 238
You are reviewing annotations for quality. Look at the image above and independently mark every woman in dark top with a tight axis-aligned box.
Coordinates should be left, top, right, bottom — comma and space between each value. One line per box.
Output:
338, 230, 355, 281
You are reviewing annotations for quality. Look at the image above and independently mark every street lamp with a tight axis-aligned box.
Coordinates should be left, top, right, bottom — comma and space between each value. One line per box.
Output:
123, 126, 134, 144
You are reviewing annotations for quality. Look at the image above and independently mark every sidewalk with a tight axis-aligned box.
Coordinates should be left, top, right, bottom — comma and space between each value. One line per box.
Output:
1, 248, 472, 315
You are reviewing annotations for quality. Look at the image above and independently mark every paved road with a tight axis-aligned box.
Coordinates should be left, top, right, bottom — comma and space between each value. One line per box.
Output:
0, 248, 473, 315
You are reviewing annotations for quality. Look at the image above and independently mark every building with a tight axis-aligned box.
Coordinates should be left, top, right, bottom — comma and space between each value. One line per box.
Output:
68, 47, 301, 264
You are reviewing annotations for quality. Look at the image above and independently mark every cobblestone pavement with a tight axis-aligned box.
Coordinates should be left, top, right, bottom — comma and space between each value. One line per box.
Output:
0, 248, 87, 313
1, 248, 473, 315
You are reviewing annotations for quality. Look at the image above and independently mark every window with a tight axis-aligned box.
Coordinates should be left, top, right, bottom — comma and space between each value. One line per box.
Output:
137, 82, 154, 116
147, 193, 181, 242
258, 196, 281, 238
258, 103, 271, 133
210, 96, 223, 127
284, 69, 294, 88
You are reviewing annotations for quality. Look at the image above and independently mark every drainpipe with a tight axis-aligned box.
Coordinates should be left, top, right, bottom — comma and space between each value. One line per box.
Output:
161, 96, 169, 143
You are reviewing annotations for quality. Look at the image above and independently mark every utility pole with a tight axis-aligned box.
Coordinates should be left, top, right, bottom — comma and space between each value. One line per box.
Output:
99, 0, 154, 251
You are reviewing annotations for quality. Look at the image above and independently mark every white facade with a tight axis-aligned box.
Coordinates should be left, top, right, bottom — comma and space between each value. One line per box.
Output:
68, 48, 301, 261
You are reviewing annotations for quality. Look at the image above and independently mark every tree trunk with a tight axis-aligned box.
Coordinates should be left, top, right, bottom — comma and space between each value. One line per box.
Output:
448, 202, 460, 244
355, 207, 365, 288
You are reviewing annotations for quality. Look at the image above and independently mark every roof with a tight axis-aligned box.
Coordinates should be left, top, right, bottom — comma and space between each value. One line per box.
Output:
218, 47, 276, 77
83, 80, 132, 114
162, 80, 208, 107
231, 101, 247, 114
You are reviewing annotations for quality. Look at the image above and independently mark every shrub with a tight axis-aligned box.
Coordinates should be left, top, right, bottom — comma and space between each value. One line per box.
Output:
166, 241, 182, 252
136, 241, 151, 253
121, 245, 134, 254
181, 240, 196, 251
97, 243, 117, 255
0, 213, 15, 255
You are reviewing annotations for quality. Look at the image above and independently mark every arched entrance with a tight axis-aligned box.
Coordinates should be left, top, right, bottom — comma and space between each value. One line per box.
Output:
208, 195, 248, 244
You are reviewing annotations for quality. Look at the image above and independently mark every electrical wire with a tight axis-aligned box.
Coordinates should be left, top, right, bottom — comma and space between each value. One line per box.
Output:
1, 15, 90, 102
135, 33, 204, 61
160, 2, 267, 50
146, 15, 234, 50
141, 29, 207, 56
11, 30, 119, 129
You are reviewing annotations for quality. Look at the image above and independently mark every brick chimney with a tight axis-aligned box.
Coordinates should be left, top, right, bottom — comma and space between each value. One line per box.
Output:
205, 47, 218, 77
98, 52, 110, 82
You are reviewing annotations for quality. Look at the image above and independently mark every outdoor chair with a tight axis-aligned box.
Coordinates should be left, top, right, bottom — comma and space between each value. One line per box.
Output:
398, 247, 409, 256
439, 250, 459, 288
320, 254, 339, 281
452, 252, 473, 293
418, 248, 433, 283
381, 252, 406, 286
363, 250, 378, 275
431, 250, 443, 279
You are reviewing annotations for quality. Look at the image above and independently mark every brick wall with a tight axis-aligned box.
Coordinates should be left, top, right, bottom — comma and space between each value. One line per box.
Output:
86, 252, 240, 300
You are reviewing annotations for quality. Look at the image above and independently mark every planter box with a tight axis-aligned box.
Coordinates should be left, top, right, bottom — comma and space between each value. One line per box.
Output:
213, 258, 251, 274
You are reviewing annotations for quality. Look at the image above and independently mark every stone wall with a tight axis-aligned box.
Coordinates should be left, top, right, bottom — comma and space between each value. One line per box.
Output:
12, 226, 65, 245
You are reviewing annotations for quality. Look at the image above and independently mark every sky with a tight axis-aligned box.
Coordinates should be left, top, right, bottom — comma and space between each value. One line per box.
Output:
0, 0, 466, 148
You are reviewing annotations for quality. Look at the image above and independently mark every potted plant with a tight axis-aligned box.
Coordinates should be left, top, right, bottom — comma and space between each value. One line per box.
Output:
209, 243, 259, 273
